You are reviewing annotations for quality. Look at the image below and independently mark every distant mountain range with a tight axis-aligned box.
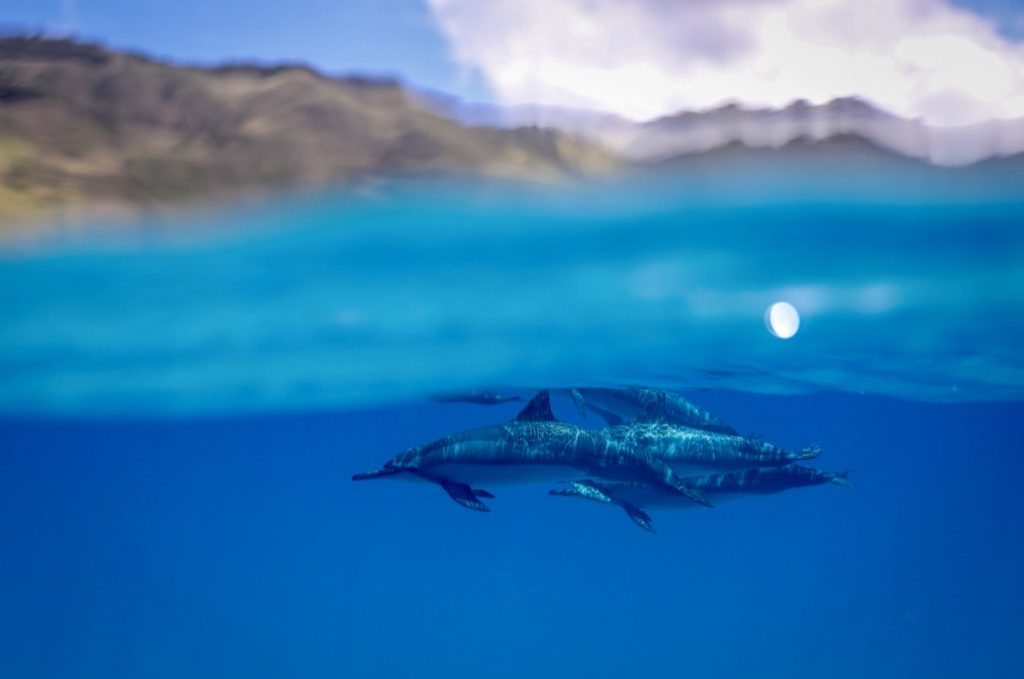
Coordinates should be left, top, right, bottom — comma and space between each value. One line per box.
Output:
434, 96, 1024, 167
0, 37, 614, 223
1, 36, 1022, 225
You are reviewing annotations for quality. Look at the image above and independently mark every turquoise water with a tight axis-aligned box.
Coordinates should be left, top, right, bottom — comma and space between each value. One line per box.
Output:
2, 176, 1023, 414
1, 173, 1023, 677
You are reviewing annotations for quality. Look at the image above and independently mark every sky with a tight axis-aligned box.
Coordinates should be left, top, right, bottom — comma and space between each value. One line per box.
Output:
3, 0, 1023, 124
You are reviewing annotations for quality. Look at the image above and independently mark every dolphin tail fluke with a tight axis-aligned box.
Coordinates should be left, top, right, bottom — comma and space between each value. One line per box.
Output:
440, 480, 492, 512
352, 467, 401, 481
622, 503, 656, 533
828, 470, 855, 487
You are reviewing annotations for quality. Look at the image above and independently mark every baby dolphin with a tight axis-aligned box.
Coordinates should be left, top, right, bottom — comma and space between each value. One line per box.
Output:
352, 391, 713, 512
566, 387, 738, 434
552, 465, 852, 532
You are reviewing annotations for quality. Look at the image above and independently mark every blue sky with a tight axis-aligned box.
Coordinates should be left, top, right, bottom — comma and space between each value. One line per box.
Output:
2, 0, 1022, 121
0, 0, 493, 100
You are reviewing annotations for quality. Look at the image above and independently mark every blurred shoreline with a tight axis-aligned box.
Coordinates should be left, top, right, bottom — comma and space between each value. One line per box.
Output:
2, 36, 1023, 232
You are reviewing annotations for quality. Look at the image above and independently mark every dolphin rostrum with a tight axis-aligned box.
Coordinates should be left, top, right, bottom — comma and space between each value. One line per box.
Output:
565, 387, 738, 434
552, 465, 852, 532
352, 391, 713, 512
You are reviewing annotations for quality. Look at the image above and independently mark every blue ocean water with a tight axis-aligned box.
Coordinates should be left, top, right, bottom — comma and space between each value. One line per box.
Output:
2, 174, 1023, 677
2, 394, 1023, 678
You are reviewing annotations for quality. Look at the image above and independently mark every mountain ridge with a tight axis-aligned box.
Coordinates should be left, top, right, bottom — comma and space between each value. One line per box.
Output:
434, 93, 1024, 168
0, 36, 616, 224
1, 36, 1021, 226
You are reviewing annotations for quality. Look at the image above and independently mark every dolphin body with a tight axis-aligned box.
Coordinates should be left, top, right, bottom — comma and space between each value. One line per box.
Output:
566, 387, 738, 434
552, 465, 852, 532
427, 389, 522, 406
598, 422, 820, 478
353, 392, 714, 511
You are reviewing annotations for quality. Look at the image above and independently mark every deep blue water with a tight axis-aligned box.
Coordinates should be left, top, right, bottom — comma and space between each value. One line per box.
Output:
2, 392, 1023, 678
2, 175, 1023, 677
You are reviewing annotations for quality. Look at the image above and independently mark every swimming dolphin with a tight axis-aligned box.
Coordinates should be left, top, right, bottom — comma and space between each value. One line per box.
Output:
427, 388, 522, 406
564, 387, 738, 434
599, 422, 820, 478
552, 465, 852, 532
352, 391, 713, 512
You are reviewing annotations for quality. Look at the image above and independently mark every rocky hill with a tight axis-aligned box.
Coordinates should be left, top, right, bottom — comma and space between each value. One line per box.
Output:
1, 37, 1020, 227
0, 37, 616, 223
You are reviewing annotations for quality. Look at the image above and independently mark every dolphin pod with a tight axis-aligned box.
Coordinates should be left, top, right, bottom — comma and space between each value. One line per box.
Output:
353, 388, 849, 532
353, 391, 715, 509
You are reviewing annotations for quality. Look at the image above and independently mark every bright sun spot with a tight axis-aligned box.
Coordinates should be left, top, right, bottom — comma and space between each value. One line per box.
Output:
767, 301, 800, 339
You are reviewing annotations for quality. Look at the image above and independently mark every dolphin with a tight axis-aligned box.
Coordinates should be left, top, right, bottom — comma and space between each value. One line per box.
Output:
598, 422, 820, 478
552, 465, 852, 532
352, 391, 713, 512
563, 387, 738, 434
427, 388, 522, 406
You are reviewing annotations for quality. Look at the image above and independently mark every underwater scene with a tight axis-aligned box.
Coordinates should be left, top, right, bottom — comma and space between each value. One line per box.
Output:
3, 1, 1024, 676
2, 173, 1023, 678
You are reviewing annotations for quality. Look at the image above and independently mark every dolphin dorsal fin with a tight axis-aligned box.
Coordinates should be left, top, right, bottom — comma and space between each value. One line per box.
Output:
515, 391, 557, 422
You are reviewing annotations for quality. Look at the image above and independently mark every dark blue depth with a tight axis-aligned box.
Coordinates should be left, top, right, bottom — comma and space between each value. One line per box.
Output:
2, 390, 1022, 678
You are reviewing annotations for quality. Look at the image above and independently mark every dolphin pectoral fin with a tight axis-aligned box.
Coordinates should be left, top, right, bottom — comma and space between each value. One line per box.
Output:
352, 467, 401, 481
669, 480, 711, 508
440, 480, 491, 512
472, 488, 496, 498
622, 503, 656, 533
570, 388, 588, 417
653, 463, 713, 508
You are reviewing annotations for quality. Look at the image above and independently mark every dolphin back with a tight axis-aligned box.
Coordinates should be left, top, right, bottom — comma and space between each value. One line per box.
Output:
575, 387, 738, 434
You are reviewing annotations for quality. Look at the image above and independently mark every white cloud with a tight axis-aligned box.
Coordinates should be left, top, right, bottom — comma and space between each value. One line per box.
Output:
427, 0, 1024, 125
